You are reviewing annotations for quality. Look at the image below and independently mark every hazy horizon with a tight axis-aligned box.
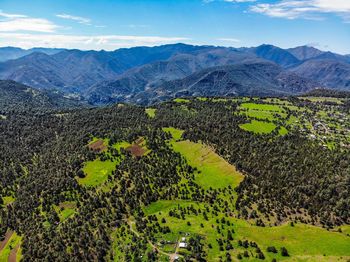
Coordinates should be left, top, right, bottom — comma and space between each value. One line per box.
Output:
1, 0, 350, 54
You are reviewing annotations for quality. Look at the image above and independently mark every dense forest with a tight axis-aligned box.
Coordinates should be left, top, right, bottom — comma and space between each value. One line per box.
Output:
0, 96, 349, 261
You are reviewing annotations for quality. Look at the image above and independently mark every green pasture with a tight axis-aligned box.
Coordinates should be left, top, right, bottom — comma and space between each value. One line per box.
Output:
145, 108, 156, 118
78, 159, 116, 187
162, 127, 184, 141
171, 140, 244, 190
239, 120, 277, 134
0, 231, 21, 262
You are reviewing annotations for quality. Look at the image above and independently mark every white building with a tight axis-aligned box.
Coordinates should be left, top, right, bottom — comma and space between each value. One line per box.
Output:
179, 242, 187, 248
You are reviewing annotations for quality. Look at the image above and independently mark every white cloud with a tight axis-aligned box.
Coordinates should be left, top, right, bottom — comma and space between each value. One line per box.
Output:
251, 0, 350, 21
224, 0, 256, 2
0, 11, 59, 32
217, 38, 241, 42
0, 33, 189, 50
0, 10, 26, 18
126, 24, 150, 28
56, 14, 91, 25
203, 0, 255, 3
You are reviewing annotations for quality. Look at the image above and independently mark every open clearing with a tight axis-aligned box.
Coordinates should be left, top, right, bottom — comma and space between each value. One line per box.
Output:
162, 127, 184, 141
240, 102, 284, 112
53, 201, 76, 221
145, 108, 156, 118
0, 231, 13, 252
0, 231, 21, 262
171, 140, 244, 190
113, 141, 131, 151
239, 120, 277, 134
126, 144, 147, 157
126, 137, 150, 157
8, 244, 19, 262
299, 96, 344, 104
88, 137, 108, 152
2, 196, 15, 206
144, 201, 350, 261
174, 98, 190, 103
79, 159, 116, 187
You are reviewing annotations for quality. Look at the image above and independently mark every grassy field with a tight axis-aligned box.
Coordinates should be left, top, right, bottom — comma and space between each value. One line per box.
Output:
144, 200, 350, 261
241, 110, 279, 121
234, 220, 350, 260
240, 102, 284, 112
141, 127, 350, 261
0, 231, 21, 262
145, 108, 156, 118
239, 120, 277, 134
53, 201, 76, 221
174, 98, 190, 103
113, 141, 131, 151
78, 159, 116, 187
2, 195, 15, 205
171, 140, 244, 190
278, 126, 289, 135
299, 97, 344, 104
162, 127, 184, 141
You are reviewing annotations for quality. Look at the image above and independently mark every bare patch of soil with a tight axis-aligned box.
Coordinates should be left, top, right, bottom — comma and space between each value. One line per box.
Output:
126, 144, 147, 157
0, 231, 13, 252
8, 244, 19, 262
88, 139, 107, 152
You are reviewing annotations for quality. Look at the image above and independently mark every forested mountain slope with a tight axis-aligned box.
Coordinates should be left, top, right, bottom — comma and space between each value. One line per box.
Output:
0, 43, 349, 105
116, 61, 319, 105
0, 96, 349, 261
0, 80, 85, 113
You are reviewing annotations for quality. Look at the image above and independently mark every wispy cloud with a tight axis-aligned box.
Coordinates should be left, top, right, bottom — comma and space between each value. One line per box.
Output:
0, 10, 59, 32
217, 38, 240, 42
251, 0, 350, 22
204, 0, 256, 3
0, 10, 26, 18
0, 33, 189, 50
126, 24, 150, 29
223, 0, 256, 2
56, 13, 91, 25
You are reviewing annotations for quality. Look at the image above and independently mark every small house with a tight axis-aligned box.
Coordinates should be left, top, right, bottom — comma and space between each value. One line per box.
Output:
179, 242, 187, 248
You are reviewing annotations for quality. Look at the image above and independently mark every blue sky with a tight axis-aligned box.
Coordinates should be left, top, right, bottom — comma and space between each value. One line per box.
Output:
0, 0, 349, 54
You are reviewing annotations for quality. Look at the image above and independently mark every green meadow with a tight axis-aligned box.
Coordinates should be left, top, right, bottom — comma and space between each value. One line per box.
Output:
171, 140, 244, 189
240, 102, 284, 112
0, 231, 21, 262
174, 98, 190, 103
78, 159, 116, 187
299, 97, 344, 104
144, 201, 350, 261
2, 195, 15, 205
145, 108, 156, 118
239, 120, 277, 134
113, 140, 131, 151
53, 201, 76, 221
162, 127, 184, 141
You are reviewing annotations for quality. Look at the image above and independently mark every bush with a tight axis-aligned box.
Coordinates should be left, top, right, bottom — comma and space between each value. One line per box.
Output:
267, 246, 277, 253
281, 247, 289, 257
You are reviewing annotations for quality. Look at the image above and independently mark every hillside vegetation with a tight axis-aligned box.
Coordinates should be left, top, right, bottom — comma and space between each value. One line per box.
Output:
0, 96, 349, 261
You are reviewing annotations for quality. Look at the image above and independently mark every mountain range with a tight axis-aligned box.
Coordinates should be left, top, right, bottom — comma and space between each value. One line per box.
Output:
0, 80, 84, 113
0, 43, 349, 105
